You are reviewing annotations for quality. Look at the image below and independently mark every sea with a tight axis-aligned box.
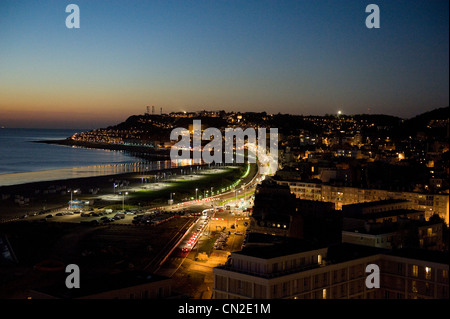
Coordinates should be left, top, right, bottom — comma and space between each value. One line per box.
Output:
0, 128, 139, 187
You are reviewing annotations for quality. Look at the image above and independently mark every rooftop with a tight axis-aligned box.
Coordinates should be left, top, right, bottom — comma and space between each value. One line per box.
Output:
30, 270, 171, 299
344, 209, 424, 220
342, 199, 409, 209
387, 247, 450, 265
234, 234, 327, 259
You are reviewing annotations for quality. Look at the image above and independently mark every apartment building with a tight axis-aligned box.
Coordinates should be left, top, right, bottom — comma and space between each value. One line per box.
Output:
213, 242, 449, 299
275, 180, 449, 224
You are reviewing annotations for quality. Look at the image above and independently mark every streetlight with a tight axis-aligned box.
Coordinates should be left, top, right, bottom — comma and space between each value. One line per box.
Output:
68, 189, 78, 210
196, 188, 198, 200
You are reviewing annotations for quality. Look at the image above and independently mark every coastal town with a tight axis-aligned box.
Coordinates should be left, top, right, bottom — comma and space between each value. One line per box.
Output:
0, 108, 448, 301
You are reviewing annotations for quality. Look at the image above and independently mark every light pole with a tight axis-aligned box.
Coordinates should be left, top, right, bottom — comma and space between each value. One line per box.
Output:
196, 188, 198, 200
121, 192, 128, 211
68, 189, 77, 210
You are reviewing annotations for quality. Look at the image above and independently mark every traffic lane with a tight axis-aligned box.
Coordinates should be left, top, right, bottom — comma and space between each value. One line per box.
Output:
177, 215, 209, 256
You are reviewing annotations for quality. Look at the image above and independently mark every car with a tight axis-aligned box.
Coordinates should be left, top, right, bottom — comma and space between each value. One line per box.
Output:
46, 214, 53, 218
56, 213, 63, 216
100, 216, 109, 220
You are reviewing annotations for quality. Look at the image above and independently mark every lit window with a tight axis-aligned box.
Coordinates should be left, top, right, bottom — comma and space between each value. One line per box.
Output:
425, 267, 432, 280
322, 289, 327, 299
412, 265, 419, 277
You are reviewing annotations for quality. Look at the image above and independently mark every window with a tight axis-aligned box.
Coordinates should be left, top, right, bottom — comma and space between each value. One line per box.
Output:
412, 281, 418, 293
397, 263, 403, 275
283, 282, 288, 295
412, 265, 419, 277
318, 254, 322, 264
425, 267, 432, 280
274, 263, 281, 273
322, 289, 327, 299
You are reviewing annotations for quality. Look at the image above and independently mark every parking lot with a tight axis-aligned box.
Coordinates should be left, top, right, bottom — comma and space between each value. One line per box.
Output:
18, 206, 192, 226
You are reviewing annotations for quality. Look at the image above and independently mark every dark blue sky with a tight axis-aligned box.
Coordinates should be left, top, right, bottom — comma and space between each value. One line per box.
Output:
0, 0, 448, 128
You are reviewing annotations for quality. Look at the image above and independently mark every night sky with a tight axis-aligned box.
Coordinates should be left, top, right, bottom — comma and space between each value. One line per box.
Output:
0, 0, 448, 129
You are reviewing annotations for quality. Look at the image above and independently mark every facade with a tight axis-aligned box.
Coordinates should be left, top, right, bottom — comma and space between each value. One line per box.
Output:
276, 180, 449, 224
213, 243, 449, 299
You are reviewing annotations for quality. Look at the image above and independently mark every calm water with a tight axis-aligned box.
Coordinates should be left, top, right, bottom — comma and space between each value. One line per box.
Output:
0, 128, 137, 185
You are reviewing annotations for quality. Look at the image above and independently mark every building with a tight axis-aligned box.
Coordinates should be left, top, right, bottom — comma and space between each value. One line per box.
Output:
275, 180, 449, 224
213, 240, 449, 299
342, 199, 411, 216
29, 270, 173, 299
251, 179, 341, 244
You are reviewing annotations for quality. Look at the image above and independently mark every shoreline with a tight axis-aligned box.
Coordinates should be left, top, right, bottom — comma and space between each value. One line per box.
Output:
1, 139, 176, 220
0, 161, 167, 187
33, 139, 171, 161
0, 164, 198, 220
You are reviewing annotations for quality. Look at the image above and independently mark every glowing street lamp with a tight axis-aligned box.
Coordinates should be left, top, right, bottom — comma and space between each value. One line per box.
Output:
196, 188, 198, 200
120, 191, 128, 211
68, 189, 78, 209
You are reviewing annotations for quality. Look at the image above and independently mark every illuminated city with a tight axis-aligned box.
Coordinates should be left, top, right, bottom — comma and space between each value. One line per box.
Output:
0, 0, 448, 316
